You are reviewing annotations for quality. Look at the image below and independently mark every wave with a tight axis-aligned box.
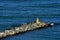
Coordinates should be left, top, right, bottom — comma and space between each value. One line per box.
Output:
0, 16, 60, 19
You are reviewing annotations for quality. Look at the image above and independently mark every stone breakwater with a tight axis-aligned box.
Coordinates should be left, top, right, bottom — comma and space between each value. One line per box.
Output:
0, 21, 51, 38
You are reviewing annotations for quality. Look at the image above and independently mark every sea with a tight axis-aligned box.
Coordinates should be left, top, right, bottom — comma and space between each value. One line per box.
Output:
0, 0, 60, 40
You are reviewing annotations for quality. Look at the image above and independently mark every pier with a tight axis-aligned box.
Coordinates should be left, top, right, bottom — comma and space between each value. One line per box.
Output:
0, 18, 54, 38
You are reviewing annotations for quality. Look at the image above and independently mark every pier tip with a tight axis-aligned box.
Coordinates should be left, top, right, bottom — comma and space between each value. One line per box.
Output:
50, 23, 54, 26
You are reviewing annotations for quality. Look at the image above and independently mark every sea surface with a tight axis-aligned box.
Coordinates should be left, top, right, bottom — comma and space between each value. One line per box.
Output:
0, 0, 60, 40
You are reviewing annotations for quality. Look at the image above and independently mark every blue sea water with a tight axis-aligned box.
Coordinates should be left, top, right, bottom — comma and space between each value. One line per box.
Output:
0, 0, 60, 40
